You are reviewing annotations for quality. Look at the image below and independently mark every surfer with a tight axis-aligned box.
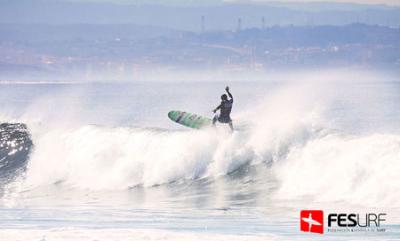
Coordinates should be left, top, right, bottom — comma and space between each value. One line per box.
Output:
213, 86, 234, 131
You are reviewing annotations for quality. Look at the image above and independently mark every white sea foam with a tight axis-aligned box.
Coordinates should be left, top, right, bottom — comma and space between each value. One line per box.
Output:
22, 81, 323, 191
5, 70, 400, 209
274, 133, 400, 207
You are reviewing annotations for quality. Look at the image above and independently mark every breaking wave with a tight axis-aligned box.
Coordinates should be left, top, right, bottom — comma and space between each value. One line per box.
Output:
274, 133, 400, 206
1, 79, 399, 208
1, 115, 399, 207
0, 123, 32, 184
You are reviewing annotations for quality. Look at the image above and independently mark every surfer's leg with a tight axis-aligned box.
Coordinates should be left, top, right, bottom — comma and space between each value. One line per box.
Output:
212, 116, 217, 126
229, 122, 234, 132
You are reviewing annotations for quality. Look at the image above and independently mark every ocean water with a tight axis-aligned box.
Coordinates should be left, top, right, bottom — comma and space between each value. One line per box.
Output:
1, 70, 400, 240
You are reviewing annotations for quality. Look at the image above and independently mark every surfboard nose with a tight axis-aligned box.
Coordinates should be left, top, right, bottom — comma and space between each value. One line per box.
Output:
168, 110, 179, 120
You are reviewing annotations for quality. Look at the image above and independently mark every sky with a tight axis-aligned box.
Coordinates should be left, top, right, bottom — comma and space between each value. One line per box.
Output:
72, 0, 400, 6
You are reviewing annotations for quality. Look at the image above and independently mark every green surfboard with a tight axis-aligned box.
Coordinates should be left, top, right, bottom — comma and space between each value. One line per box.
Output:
168, 110, 212, 129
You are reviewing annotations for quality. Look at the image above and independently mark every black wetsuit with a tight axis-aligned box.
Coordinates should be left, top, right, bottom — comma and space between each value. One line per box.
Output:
216, 99, 233, 123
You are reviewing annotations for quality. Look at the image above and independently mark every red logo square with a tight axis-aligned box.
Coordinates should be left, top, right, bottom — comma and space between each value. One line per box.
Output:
300, 210, 324, 234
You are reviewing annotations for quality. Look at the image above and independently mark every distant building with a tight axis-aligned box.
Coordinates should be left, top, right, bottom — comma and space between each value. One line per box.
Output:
237, 18, 242, 32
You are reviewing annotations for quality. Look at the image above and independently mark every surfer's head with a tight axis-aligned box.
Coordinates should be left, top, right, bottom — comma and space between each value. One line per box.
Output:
221, 94, 228, 101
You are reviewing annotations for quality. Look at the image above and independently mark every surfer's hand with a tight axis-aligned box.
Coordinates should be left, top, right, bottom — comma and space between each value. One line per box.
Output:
213, 109, 216, 113
225, 86, 229, 92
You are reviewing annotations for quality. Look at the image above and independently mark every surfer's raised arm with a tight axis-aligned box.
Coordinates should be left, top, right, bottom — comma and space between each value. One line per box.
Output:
225, 86, 233, 100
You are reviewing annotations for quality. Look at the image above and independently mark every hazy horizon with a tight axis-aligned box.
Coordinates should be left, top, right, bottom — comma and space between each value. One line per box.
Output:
1, 0, 399, 82
1, 0, 399, 28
